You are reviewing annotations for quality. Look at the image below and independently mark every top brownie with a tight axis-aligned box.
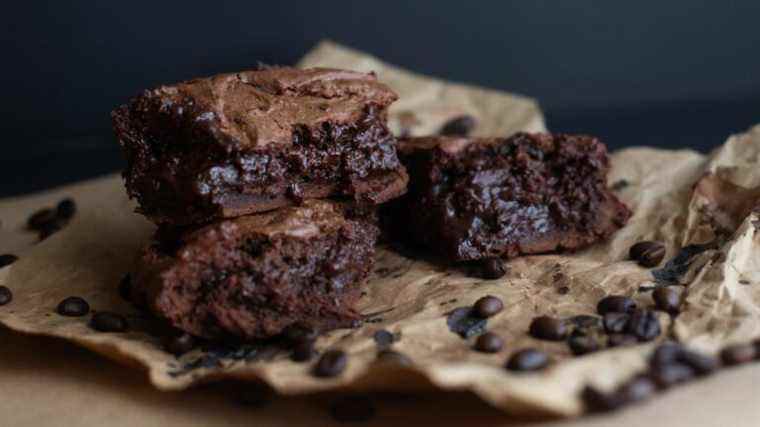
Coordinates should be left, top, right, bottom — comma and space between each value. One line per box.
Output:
388, 133, 631, 262
112, 67, 408, 225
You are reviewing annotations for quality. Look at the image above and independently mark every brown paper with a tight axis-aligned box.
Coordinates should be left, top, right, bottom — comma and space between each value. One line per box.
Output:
1, 41, 759, 418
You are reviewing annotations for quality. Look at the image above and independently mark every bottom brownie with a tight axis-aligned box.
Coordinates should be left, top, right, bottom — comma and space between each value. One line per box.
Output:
131, 200, 378, 340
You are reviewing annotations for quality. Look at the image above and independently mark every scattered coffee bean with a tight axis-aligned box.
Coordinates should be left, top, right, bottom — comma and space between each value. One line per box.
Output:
474, 332, 504, 353
282, 323, 319, 345
602, 312, 630, 334
313, 350, 348, 377
90, 311, 128, 332
439, 114, 477, 136
652, 286, 683, 314
291, 339, 316, 362
373, 329, 395, 349
596, 295, 637, 315
56, 198, 77, 220
626, 309, 661, 341
38, 221, 63, 240
447, 307, 488, 338
163, 333, 196, 356
629, 241, 666, 268
649, 363, 694, 389
569, 315, 603, 330
529, 316, 569, 341
0, 254, 18, 268
330, 395, 376, 423
618, 375, 657, 403
118, 274, 132, 302
505, 349, 549, 372
473, 295, 503, 318
0, 286, 12, 306
56, 296, 90, 317
568, 334, 602, 355
376, 349, 412, 367
720, 343, 757, 366
607, 333, 638, 348
649, 342, 683, 367
677, 350, 719, 376
27, 208, 57, 230
473, 258, 506, 280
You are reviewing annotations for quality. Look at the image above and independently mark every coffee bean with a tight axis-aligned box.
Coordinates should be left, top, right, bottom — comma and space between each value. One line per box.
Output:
650, 363, 694, 389
568, 315, 603, 330
162, 333, 196, 356
602, 312, 630, 334
0, 286, 12, 306
473, 258, 506, 280
282, 323, 319, 345
330, 395, 376, 423
38, 220, 63, 240
373, 329, 395, 349
617, 375, 656, 403
90, 311, 128, 332
474, 332, 504, 353
629, 241, 666, 268
529, 316, 569, 341
568, 334, 602, 355
27, 208, 57, 230
626, 309, 661, 341
291, 339, 316, 362
582, 386, 624, 412
473, 295, 503, 318
720, 343, 757, 366
597, 295, 637, 315
0, 254, 18, 268
678, 350, 719, 376
505, 349, 549, 372
649, 342, 683, 367
313, 350, 348, 377
439, 115, 477, 136
119, 274, 132, 302
607, 333, 638, 348
376, 349, 412, 367
447, 307, 487, 338
56, 198, 77, 220
56, 296, 90, 317
652, 286, 683, 314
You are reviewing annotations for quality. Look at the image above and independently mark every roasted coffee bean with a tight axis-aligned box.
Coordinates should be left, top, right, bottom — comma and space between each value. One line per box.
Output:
376, 350, 412, 367
90, 311, 128, 332
56, 198, 77, 220
529, 316, 569, 341
650, 363, 694, 389
56, 296, 90, 317
163, 333, 196, 356
629, 241, 666, 267
118, 274, 132, 302
330, 395, 376, 423
439, 114, 476, 136
291, 339, 316, 362
649, 342, 683, 367
38, 220, 63, 240
505, 349, 549, 372
313, 350, 348, 377
597, 295, 637, 315
582, 386, 624, 413
607, 333, 638, 348
678, 350, 719, 376
474, 332, 504, 353
652, 286, 683, 314
474, 258, 506, 280
602, 312, 630, 334
626, 309, 661, 341
720, 343, 757, 366
447, 307, 487, 338
0, 254, 18, 268
618, 375, 657, 403
569, 315, 603, 330
27, 208, 57, 230
373, 329, 395, 348
473, 295, 504, 318
0, 286, 12, 306
568, 334, 602, 355
282, 323, 319, 345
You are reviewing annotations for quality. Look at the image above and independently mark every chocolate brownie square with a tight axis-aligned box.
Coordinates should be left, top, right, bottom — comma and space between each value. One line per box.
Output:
387, 133, 631, 262
112, 67, 408, 225
130, 200, 377, 340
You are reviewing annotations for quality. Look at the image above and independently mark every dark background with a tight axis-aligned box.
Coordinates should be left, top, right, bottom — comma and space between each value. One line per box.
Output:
2, 1, 759, 196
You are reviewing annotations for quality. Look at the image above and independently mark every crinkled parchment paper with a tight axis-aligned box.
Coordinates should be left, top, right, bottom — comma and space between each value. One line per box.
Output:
1, 41, 759, 418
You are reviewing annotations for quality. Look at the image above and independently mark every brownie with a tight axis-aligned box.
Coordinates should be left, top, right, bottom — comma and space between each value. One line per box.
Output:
112, 67, 408, 225
386, 133, 631, 261
130, 200, 378, 340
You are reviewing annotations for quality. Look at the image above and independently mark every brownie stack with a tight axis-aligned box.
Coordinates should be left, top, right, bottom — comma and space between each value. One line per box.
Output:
112, 67, 408, 340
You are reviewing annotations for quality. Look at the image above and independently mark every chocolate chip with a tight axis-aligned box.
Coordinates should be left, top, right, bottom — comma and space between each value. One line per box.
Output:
607, 333, 638, 348
0, 286, 12, 306
447, 307, 488, 338
652, 286, 683, 314
0, 254, 18, 268
313, 350, 348, 377
282, 323, 319, 345
27, 208, 57, 230
505, 349, 549, 372
56, 198, 77, 220
650, 363, 694, 389
118, 274, 132, 302
568, 334, 602, 355
373, 330, 395, 349
626, 309, 661, 341
474, 332, 504, 353
473, 295, 503, 318
617, 374, 657, 403
56, 296, 90, 317
473, 258, 506, 280
90, 311, 128, 332
602, 312, 630, 334
330, 395, 376, 423
439, 115, 476, 136
290, 339, 316, 362
376, 349, 412, 367
163, 333, 196, 356
629, 241, 666, 268
529, 316, 569, 341
597, 295, 637, 315
720, 343, 757, 366
38, 220, 63, 240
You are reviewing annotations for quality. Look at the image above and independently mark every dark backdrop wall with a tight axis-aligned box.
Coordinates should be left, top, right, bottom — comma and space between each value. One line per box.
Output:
2, 1, 759, 195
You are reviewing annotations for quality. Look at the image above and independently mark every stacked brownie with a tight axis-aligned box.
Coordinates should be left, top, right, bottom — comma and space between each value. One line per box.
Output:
112, 67, 408, 340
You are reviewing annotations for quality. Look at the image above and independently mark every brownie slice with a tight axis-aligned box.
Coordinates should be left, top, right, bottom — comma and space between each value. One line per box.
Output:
387, 133, 631, 262
131, 200, 378, 340
112, 67, 408, 225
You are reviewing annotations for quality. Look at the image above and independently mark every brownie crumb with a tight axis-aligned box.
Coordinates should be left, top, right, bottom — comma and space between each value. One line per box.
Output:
0, 286, 12, 306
